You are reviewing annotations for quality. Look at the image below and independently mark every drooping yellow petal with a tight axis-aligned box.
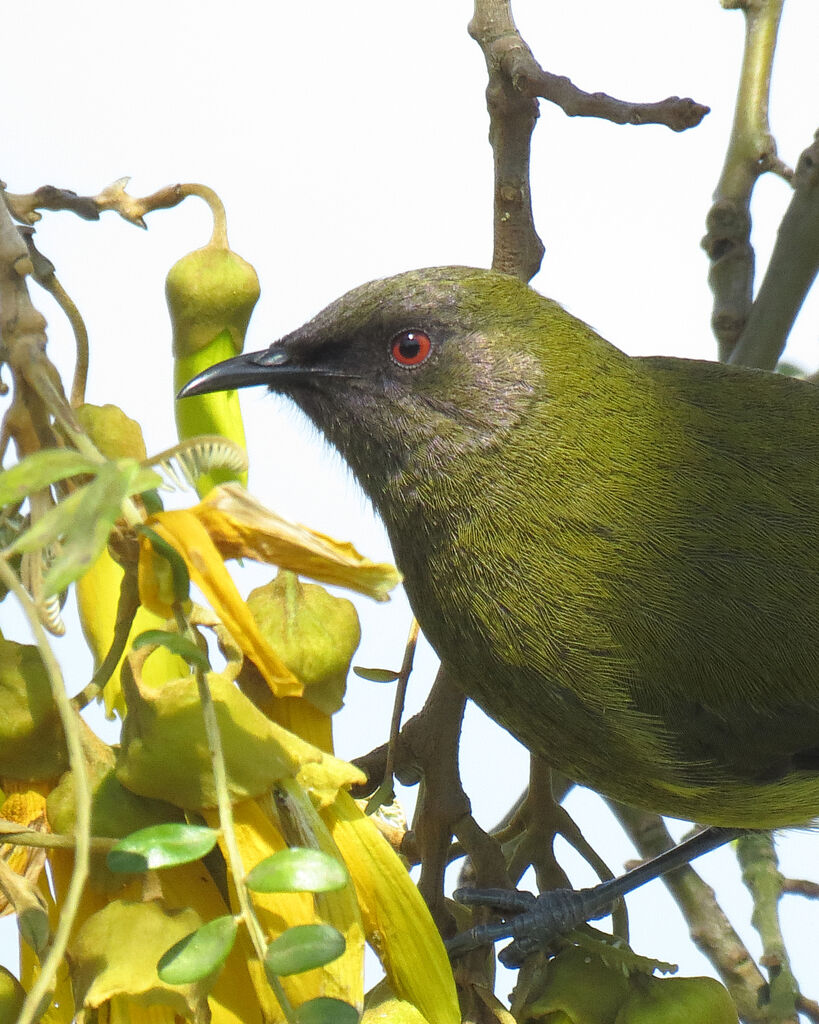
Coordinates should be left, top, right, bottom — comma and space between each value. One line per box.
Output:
323, 790, 459, 1024
195, 484, 401, 602
139, 510, 301, 697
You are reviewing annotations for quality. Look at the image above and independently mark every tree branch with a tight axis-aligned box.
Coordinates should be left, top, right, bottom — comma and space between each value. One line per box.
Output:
702, 0, 787, 359
728, 132, 819, 368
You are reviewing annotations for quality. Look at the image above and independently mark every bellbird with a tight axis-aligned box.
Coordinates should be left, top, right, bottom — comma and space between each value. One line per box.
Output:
180, 266, 819, 831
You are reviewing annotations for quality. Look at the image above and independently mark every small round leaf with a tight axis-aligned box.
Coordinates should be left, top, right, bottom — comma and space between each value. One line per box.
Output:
158, 915, 238, 984
132, 629, 210, 673
107, 823, 218, 873
264, 924, 346, 977
353, 666, 399, 683
246, 848, 348, 894
293, 997, 360, 1024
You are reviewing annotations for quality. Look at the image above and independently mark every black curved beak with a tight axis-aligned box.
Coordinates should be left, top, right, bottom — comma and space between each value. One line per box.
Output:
179, 347, 315, 398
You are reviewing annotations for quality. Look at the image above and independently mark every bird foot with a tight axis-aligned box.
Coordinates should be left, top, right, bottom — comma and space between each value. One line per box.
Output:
448, 884, 602, 966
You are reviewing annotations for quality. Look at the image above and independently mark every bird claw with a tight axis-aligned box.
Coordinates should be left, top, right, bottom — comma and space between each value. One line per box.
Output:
448, 885, 591, 966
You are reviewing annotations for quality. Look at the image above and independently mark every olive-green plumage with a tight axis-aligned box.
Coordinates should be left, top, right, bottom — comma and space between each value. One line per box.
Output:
182, 267, 819, 828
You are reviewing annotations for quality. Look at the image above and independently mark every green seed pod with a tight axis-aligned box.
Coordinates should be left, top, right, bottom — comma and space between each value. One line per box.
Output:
75, 403, 147, 462
168, 243, 259, 495
246, 570, 361, 715
521, 946, 630, 1024
0, 966, 26, 1024
116, 669, 305, 809
0, 638, 67, 779
615, 974, 739, 1024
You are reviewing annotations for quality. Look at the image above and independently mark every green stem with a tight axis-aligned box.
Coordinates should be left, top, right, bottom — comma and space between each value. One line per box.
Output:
0, 557, 91, 1024
0, 825, 114, 852
174, 608, 297, 1022
729, 132, 819, 368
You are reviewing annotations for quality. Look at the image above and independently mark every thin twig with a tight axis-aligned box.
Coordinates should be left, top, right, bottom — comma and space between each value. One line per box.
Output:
702, 0, 786, 358
469, 0, 544, 281
367, 617, 420, 813
728, 131, 819, 369
177, 608, 297, 1022
782, 877, 819, 900
0, 823, 114, 853
469, 0, 708, 282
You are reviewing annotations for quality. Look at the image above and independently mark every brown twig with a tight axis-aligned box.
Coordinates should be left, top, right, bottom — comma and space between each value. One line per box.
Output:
18, 227, 90, 406
469, 0, 544, 281
469, 0, 709, 283
365, 617, 421, 813
782, 877, 819, 900
797, 994, 819, 1024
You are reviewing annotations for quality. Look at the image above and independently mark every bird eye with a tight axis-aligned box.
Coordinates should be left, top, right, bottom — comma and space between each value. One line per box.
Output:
390, 329, 432, 368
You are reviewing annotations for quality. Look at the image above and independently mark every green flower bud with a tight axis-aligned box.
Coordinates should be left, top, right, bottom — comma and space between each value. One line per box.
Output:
167, 245, 259, 360
75, 403, 147, 462
615, 974, 738, 1024
246, 570, 361, 715
520, 946, 630, 1023
169, 243, 259, 495
0, 638, 67, 779
116, 670, 305, 809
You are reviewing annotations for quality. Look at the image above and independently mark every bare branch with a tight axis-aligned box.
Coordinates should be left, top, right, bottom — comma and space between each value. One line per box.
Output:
469, 1, 544, 281
782, 876, 819, 900
469, 0, 709, 282
728, 131, 819, 369
702, 0, 786, 358
736, 833, 799, 1022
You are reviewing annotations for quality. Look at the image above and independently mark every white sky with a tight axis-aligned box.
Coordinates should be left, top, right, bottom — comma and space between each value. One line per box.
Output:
3, 0, 819, 1012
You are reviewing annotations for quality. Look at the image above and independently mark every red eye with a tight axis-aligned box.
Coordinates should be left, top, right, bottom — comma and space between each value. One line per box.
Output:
390, 329, 432, 367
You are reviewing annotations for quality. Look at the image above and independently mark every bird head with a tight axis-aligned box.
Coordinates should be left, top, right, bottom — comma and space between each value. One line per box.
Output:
179, 266, 551, 504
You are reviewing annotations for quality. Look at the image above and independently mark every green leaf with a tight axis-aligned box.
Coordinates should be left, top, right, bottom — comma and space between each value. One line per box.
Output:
364, 779, 396, 816
5, 460, 163, 597
140, 525, 191, 604
0, 449, 102, 507
353, 666, 399, 683
292, 997, 359, 1024
107, 823, 219, 873
6, 485, 87, 555
18, 904, 51, 956
245, 848, 348, 894
132, 630, 210, 673
42, 462, 154, 595
264, 924, 346, 978
157, 915, 237, 984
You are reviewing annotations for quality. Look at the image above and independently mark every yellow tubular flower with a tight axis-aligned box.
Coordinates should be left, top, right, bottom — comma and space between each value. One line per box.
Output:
203, 795, 365, 1020
321, 790, 460, 1024
73, 404, 187, 715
